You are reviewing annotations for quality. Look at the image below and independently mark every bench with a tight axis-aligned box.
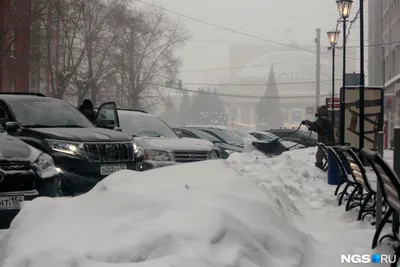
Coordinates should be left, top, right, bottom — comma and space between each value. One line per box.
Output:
316, 143, 329, 171
335, 147, 383, 222
327, 147, 359, 207
361, 149, 400, 266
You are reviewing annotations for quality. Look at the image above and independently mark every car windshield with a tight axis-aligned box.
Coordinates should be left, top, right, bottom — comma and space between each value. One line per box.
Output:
231, 129, 257, 140
186, 128, 221, 143
300, 130, 317, 139
201, 128, 243, 146
7, 98, 94, 128
119, 112, 178, 138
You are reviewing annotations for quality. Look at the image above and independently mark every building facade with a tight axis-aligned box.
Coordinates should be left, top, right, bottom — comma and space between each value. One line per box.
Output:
0, 0, 32, 92
368, 0, 400, 142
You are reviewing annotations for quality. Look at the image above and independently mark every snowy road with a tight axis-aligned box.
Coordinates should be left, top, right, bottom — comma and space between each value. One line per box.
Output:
0, 148, 395, 267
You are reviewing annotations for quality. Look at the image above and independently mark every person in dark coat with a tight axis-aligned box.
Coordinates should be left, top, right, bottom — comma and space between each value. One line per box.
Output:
301, 105, 335, 170
78, 99, 95, 123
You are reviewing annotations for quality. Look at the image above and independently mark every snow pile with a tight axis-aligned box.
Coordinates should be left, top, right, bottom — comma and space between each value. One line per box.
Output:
0, 148, 392, 267
0, 153, 315, 267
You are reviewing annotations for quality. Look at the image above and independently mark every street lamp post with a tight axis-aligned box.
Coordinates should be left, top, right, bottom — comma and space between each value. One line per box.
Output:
359, 0, 365, 150
336, 0, 353, 145
327, 30, 340, 138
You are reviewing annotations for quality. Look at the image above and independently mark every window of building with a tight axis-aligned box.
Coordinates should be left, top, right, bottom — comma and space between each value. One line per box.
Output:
9, 24, 16, 58
9, 78, 15, 92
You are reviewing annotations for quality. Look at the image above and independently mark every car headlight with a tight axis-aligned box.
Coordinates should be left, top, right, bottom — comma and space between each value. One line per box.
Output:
35, 153, 59, 179
208, 151, 218, 160
132, 141, 139, 153
45, 139, 82, 155
144, 149, 171, 161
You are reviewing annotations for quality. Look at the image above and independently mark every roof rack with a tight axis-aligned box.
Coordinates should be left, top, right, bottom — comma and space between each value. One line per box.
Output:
0, 92, 46, 97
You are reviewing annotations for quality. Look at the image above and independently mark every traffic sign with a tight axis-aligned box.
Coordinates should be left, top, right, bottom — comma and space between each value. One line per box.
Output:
345, 73, 361, 86
384, 94, 396, 113
306, 107, 314, 114
327, 97, 340, 111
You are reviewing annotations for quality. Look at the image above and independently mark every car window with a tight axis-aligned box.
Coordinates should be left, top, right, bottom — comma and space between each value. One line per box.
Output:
269, 131, 284, 137
292, 132, 306, 139
178, 130, 194, 138
186, 128, 221, 142
201, 128, 243, 146
119, 112, 178, 138
7, 98, 94, 128
253, 133, 271, 141
263, 132, 280, 141
230, 129, 256, 140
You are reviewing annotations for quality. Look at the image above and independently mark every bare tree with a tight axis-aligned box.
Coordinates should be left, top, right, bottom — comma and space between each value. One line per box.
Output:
36, 0, 127, 99
71, 0, 129, 105
117, 6, 190, 109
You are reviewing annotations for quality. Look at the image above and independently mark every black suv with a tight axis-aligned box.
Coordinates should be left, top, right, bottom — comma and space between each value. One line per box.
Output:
0, 122, 61, 228
0, 93, 136, 196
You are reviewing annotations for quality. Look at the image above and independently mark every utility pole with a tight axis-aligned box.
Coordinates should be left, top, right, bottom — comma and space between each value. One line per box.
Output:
315, 28, 321, 110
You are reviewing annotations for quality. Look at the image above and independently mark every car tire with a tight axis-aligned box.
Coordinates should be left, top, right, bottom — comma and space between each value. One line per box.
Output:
38, 176, 63, 197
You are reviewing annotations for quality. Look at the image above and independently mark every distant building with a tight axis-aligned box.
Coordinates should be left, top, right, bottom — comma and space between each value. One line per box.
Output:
0, 0, 32, 92
219, 44, 358, 127
368, 0, 400, 140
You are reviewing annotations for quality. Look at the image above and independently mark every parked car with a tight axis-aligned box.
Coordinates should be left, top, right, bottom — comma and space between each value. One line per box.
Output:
182, 125, 286, 156
266, 128, 317, 147
104, 109, 218, 171
172, 126, 243, 159
0, 93, 136, 196
0, 121, 61, 228
249, 131, 305, 151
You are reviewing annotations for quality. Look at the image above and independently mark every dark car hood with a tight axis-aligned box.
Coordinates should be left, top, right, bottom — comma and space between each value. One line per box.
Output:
134, 137, 214, 152
0, 133, 40, 162
23, 127, 132, 142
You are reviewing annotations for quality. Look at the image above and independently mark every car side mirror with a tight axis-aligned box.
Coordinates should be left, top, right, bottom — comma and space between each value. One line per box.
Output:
5, 121, 22, 135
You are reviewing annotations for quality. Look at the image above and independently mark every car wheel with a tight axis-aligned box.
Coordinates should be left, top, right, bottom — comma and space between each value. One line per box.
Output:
38, 176, 63, 197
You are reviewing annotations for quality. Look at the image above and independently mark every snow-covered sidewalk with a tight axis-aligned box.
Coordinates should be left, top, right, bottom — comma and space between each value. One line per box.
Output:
0, 148, 395, 267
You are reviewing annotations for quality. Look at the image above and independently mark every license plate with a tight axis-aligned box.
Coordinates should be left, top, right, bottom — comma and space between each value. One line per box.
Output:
0, 196, 24, 210
100, 165, 127, 176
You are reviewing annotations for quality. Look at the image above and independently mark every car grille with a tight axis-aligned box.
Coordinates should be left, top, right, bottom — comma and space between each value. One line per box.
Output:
0, 162, 37, 193
0, 162, 31, 171
83, 143, 134, 163
173, 151, 208, 163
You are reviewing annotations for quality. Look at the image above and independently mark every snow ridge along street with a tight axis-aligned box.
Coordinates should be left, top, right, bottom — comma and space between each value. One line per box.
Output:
0, 148, 394, 267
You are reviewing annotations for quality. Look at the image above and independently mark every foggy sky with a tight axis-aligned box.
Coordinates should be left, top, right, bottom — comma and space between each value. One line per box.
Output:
136, 0, 366, 86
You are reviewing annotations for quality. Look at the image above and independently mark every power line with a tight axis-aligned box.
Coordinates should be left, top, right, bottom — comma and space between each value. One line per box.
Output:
181, 38, 399, 74
180, 57, 329, 72
181, 79, 340, 87
134, 0, 362, 62
154, 83, 337, 99
187, 1, 287, 55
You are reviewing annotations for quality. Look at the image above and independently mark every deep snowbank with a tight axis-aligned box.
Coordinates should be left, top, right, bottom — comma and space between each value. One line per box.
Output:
0, 151, 315, 267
